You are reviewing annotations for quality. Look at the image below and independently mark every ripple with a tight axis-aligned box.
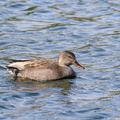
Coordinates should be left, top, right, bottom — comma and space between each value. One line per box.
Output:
0, 0, 120, 119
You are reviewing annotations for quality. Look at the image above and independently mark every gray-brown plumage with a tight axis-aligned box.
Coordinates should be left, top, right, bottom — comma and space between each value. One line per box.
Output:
1, 51, 85, 81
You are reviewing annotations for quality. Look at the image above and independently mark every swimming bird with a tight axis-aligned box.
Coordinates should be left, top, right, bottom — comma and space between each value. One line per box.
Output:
1, 51, 85, 81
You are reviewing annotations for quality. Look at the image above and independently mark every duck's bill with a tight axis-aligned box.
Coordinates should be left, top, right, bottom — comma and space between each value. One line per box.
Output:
72, 61, 85, 69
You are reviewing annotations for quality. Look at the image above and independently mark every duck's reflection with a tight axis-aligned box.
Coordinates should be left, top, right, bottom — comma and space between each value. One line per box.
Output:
11, 76, 74, 92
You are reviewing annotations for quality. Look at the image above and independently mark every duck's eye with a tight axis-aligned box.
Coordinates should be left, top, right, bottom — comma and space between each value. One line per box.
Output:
67, 55, 72, 59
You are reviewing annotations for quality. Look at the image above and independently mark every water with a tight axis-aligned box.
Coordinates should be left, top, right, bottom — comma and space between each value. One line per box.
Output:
0, 0, 120, 119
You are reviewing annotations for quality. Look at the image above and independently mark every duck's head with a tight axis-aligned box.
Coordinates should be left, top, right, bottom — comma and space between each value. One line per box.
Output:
58, 50, 85, 69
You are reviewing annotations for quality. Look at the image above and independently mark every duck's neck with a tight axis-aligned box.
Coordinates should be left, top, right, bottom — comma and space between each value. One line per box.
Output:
58, 59, 67, 66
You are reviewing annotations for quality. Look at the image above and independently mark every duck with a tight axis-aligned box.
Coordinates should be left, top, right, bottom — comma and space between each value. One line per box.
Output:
1, 50, 85, 81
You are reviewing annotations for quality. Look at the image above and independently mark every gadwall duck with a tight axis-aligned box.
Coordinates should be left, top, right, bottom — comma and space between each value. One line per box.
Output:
1, 51, 85, 81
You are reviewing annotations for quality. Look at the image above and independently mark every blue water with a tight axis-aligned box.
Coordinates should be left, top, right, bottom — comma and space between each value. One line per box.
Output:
0, 0, 120, 119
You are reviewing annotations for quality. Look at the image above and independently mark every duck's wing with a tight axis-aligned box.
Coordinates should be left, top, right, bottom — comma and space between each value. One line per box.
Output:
24, 59, 57, 69
5, 59, 56, 71
5, 59, 32, 63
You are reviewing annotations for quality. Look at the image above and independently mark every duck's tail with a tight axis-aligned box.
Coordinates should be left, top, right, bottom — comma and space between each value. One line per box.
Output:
0, 65, 8, 69
0, 65, 20, 76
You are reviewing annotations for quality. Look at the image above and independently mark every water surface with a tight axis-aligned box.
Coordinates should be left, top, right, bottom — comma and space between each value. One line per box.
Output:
0, 0, 120, 120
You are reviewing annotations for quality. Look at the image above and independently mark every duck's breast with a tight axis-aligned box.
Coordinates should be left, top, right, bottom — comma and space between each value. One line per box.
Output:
59, 66, 76, 78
